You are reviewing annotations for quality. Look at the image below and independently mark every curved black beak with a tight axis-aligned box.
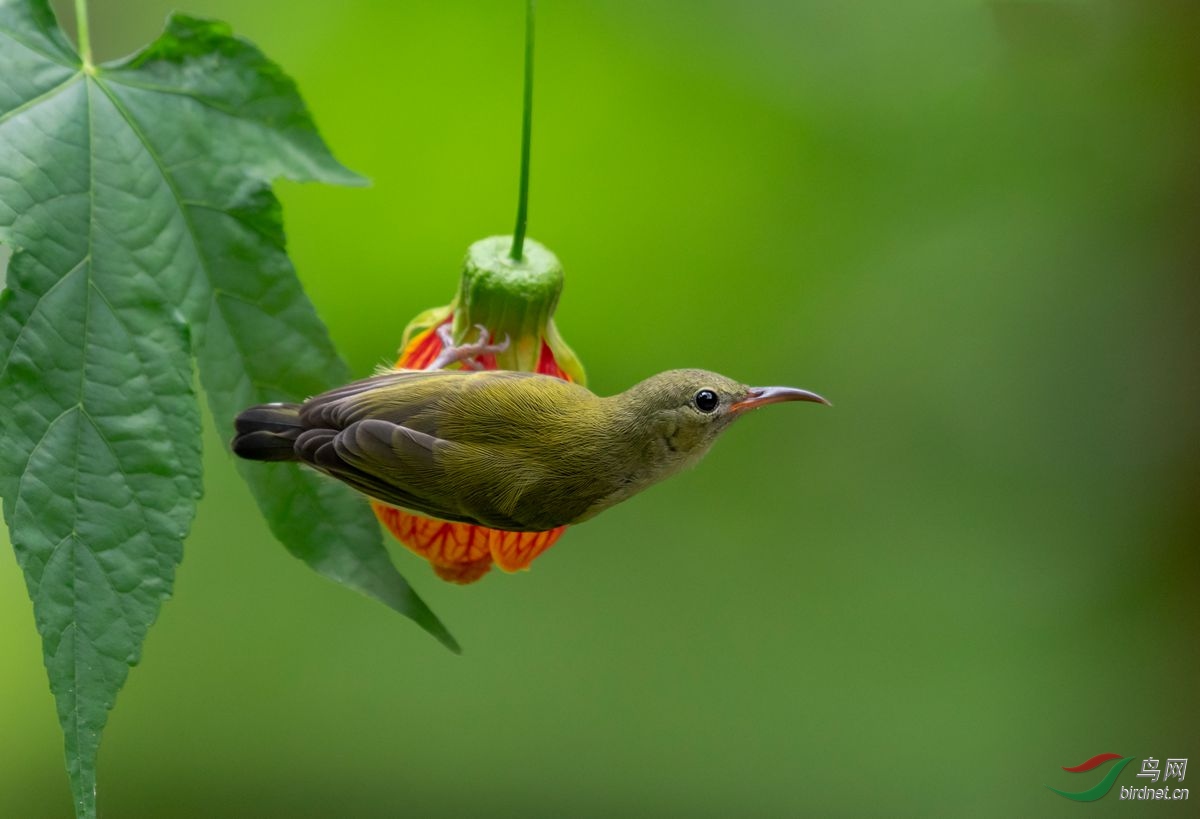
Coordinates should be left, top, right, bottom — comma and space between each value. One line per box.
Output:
731, 386, 831, 414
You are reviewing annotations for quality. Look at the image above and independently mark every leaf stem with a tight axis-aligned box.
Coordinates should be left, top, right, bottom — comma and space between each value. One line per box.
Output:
509, 0, 535, 262
74, 0, 93, 69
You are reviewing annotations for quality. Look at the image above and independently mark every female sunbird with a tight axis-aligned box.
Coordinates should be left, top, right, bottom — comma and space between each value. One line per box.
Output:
233, 335, 827, 531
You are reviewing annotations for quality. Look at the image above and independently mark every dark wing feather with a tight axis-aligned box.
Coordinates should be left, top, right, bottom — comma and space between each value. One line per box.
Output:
303, 418, 524, 529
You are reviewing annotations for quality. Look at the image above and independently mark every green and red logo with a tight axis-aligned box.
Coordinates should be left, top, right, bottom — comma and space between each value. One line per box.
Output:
1047, 753, 1136, 802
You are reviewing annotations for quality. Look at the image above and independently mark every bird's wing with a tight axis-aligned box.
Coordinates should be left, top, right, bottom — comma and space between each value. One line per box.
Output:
299, 368, 535, 433
297, 418, 529, 530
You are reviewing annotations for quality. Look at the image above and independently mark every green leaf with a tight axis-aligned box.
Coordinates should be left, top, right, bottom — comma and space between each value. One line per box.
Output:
0, 2, 457, 816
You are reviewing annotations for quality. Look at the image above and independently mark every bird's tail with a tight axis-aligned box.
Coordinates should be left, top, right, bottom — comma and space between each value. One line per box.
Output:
232, 403, 304, 462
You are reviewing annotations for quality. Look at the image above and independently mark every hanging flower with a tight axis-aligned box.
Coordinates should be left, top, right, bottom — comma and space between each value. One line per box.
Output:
372, 236, 585, 583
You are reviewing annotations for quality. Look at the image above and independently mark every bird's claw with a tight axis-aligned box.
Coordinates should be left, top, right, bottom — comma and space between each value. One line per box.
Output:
428, 323, 511, 371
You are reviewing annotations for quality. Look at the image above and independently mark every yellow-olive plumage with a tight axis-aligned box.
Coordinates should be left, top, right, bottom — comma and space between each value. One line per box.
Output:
232, 368, 827, 532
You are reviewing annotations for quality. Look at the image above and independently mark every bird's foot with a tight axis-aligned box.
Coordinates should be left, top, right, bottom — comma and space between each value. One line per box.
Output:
427, 324, 511, 370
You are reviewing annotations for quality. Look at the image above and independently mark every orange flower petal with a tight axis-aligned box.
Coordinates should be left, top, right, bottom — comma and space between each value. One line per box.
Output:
432, 559, 493, 585
373, 502, 491, 562
396, 321, 446, 370
490, 526, 567, 572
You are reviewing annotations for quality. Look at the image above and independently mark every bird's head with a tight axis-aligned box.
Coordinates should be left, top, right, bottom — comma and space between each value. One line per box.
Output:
619, 368, 829, 470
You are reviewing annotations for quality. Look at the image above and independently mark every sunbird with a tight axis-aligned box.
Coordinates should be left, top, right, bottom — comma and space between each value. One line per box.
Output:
232, 331, 827, 532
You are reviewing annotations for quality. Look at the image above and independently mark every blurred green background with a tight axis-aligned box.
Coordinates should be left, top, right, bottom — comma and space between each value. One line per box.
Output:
2, 1, 1197, 816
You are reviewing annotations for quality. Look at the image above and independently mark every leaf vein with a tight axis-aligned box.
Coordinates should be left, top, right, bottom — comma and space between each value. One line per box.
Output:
86, 280, 192, 471
91, 78, 213, 336
11, 403, 77, 523
0, 71, 82, 129
77, 404, 158, 552
0, 254, 89, 378
0, 24, 76, 69
98, 74, 245, 119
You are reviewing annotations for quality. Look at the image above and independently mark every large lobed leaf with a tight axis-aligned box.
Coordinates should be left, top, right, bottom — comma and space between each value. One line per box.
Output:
0, 1, 456, 816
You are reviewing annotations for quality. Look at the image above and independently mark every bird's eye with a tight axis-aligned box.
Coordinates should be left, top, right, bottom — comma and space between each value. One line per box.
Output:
694, 389, 720, 413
